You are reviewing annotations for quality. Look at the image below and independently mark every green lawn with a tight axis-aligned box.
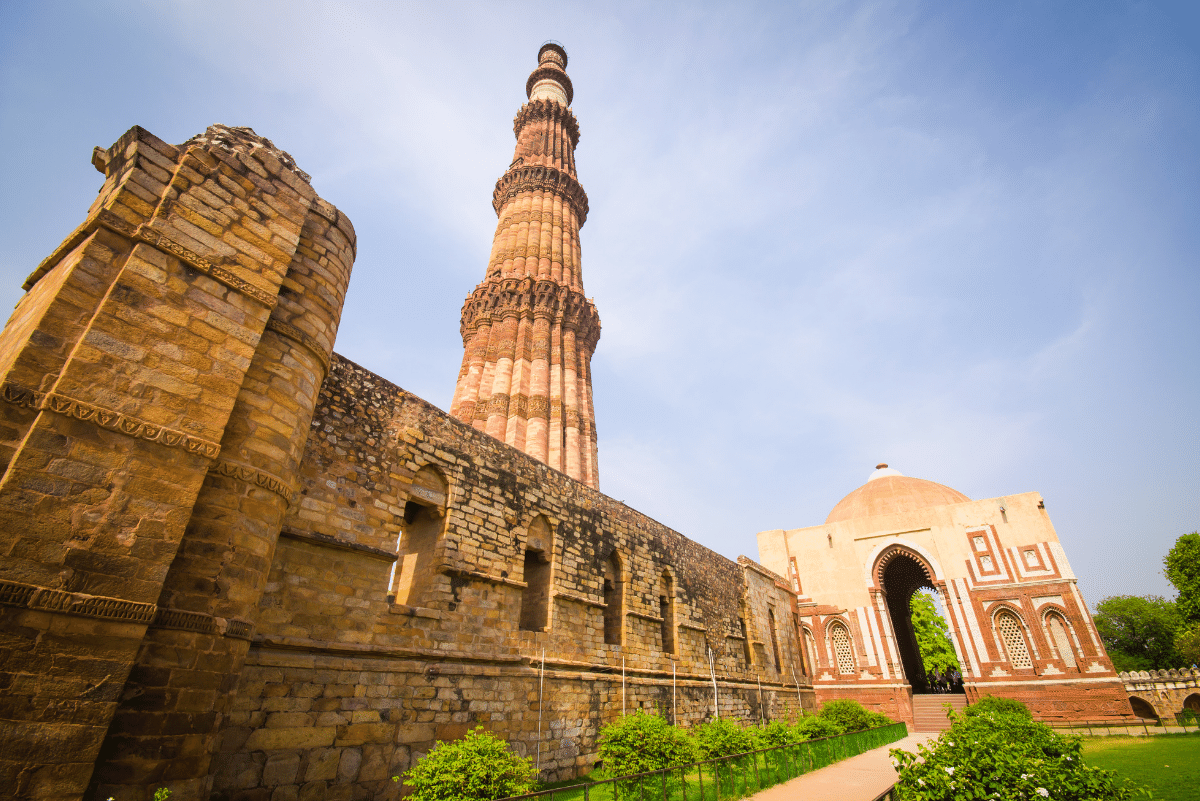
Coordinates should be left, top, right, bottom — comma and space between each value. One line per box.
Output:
1082, 733, 1200, 800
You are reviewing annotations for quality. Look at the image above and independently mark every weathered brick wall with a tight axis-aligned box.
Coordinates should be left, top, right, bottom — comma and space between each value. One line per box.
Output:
209, 356, 815, 800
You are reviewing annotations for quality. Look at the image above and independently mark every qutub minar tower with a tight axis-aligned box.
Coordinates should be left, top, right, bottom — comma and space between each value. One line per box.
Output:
450, 43, 601, 488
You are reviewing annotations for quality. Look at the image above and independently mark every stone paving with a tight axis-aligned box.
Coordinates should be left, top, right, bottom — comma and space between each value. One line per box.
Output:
752, 733, 935, 801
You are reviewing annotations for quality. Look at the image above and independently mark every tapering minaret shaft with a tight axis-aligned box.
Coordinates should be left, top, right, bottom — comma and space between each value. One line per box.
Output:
451, 43, 600, 487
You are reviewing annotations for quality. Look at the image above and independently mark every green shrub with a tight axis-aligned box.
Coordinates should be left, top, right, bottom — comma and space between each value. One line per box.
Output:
963, 694, 1032, 719
597, 710, 695, 778
755, 719, 803, 747
401, 727, 537, 801
891, 710, 1150, 800
817, 699, 881, 733
793, 715, 845, 740
692, 718, 757, 760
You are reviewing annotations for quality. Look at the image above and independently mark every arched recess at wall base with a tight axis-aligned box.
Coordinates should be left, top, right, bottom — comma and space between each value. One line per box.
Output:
1129, 696, 1158, 720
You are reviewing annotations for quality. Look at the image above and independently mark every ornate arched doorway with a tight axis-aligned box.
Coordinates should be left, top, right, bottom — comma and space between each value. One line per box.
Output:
875, 547, 944, 694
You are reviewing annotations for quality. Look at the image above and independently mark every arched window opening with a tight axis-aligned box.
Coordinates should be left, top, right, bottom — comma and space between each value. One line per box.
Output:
602, 551, 623, 645
391, 465, 447, 608
659, 570, 675, 654
1044, 612, 1077, 670
768, 607, 782, 673
519, 516, 553, 632
1184, 693, 1200, 715
830, 621, 856, 675
996, 610, 1033, 669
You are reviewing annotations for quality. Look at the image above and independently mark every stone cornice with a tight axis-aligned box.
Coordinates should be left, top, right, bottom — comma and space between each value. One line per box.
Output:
210, 458, 295, 504
514, 99, 580, 148
493, 164, 589, 226
1, 381, 221, 459
459, 277, 601, 350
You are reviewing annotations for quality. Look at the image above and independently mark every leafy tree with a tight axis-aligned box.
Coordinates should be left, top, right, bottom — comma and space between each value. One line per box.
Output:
1164, 532, 1200, 623
596, 710, 694, 779
909, 591, 960, 675
1177, 622, 1200, 667
1093, 595, 1182, 671
401, 727, 537, 801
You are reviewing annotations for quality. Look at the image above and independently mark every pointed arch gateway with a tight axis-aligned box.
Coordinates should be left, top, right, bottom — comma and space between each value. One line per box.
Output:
872, 545, 947, 694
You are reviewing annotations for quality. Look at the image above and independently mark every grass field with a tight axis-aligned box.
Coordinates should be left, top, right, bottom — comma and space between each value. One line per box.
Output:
1082, 733, 1200, 800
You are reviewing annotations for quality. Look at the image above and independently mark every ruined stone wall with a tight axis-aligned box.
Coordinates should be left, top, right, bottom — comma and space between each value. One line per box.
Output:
0, 124, 355, 801
209, 356, 814, 800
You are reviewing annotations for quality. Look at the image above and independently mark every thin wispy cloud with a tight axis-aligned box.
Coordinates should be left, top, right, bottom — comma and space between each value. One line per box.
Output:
1, 0, 1195, 605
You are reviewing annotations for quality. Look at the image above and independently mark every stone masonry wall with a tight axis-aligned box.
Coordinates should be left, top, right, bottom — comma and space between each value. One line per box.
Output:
209, 356, 815, 801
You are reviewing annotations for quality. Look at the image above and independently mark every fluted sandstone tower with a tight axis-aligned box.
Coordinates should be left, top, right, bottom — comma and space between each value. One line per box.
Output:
450, 43, 601, 488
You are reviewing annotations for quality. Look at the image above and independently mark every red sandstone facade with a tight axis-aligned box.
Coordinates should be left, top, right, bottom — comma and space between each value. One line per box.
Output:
449, 44, 601, 488
759, 466, 1135, 725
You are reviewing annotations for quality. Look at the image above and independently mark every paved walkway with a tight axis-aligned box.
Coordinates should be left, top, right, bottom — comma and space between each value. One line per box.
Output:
751, 733, 935, 801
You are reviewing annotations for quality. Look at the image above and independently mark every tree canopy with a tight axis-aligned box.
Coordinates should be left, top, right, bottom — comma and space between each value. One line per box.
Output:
1164, 531, 1200, 623
909, 591, 960, 674
1093, 595, 1182, 672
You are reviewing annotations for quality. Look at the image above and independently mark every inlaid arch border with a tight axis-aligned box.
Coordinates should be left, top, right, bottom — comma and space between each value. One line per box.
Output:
863, 538, 946, 592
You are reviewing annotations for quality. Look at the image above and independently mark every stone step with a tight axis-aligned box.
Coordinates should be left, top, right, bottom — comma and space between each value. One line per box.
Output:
911, 694, 968, 731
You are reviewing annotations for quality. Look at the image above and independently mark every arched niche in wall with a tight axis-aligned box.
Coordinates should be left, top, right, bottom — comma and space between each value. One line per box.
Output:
828, 619, 856, 675
738, 599, 754, 667
390, 464, 448, 608
602, 550, 624, 646
803, 626, 818, 676
1042, 609, 1078, 671
519, 516, 554, 632
767, 606, 783, 673
993, 607, 1034, 670
659, 569, 676, 655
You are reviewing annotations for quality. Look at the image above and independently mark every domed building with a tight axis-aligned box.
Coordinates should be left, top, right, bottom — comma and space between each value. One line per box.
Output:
757, 465, 1133, 725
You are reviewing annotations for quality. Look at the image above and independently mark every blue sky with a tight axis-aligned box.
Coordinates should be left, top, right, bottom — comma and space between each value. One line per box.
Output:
2, 1, 1197, 608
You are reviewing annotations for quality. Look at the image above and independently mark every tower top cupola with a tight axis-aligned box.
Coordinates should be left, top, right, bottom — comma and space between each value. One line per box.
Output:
527, 41, 573, 105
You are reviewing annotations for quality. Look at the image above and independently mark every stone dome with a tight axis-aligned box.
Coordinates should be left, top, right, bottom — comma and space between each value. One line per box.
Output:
825, 464, 970, 524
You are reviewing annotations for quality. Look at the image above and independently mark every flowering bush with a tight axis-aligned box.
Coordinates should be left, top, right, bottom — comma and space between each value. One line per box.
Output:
891, 709, 1150, 800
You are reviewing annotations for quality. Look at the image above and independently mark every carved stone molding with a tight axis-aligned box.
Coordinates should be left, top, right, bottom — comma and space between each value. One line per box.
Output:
492, 164, 589, 225
0, 579, 156, 624
265, 318, 331, 375
210, 459, 295, 504
132, 223, 278, 307
513, 99, 580, 147
153, 606, 255, 640
459, 277, 601, 349
0, 382, 222, 459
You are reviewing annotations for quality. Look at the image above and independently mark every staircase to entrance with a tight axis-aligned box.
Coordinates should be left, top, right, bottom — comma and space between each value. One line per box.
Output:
912, 693, 968, 731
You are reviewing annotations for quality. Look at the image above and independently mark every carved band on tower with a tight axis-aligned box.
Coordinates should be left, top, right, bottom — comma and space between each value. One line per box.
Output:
450, 43, 601, 488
